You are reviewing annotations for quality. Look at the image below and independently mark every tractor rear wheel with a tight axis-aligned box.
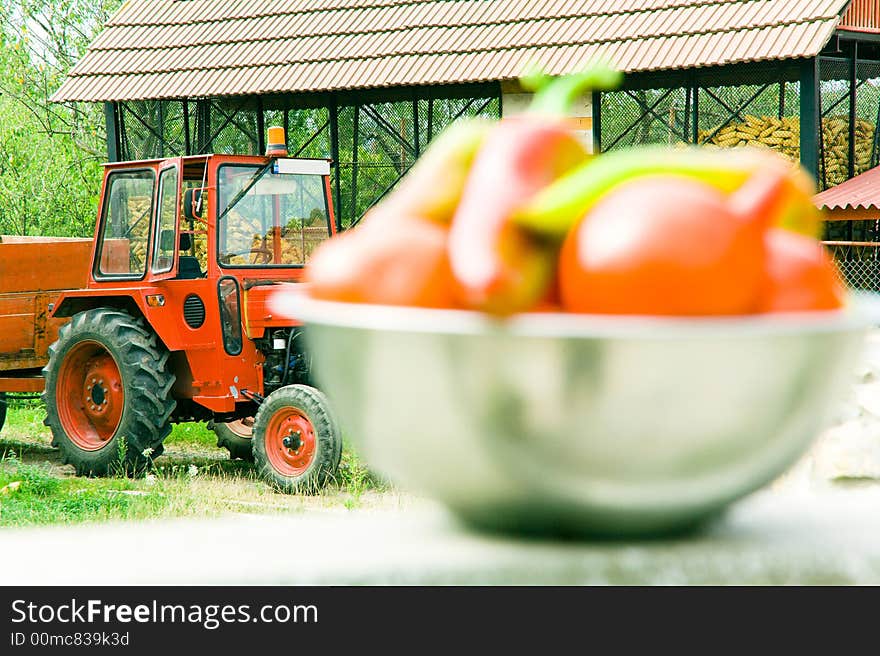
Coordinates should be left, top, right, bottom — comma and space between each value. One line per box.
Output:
252, 385, 342, 494
212, 418, 255, 461
0, 392, 6, 434
42, 309, 176, 476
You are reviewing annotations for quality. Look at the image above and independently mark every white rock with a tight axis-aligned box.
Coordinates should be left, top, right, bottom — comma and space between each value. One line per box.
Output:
812, 418, 880, 481
855, 382, 880, 419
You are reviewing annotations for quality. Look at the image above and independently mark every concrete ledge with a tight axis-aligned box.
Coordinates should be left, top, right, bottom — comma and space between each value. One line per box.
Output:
4, 487, 880, 585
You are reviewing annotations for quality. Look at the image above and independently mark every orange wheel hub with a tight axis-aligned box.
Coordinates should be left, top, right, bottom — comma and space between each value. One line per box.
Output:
265, 408, 316, 477
56, 341, 124, 451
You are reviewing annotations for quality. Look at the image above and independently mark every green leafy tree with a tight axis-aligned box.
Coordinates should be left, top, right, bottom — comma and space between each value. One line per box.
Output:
0, 0, 122, 237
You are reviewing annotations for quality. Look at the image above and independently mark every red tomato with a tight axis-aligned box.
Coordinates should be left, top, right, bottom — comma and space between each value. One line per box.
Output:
757, 229, 844, 312
559, 175, 768, 315
306, 212, 459, 308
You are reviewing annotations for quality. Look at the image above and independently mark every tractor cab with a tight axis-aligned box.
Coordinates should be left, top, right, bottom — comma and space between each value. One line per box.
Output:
89, 151, 336, 286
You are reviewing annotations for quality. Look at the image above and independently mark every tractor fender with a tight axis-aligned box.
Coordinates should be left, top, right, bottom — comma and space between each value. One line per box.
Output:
51, 289, 186, 351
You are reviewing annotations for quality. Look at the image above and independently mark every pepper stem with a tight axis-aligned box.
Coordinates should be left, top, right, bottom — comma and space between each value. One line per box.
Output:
523, 64, 623, 117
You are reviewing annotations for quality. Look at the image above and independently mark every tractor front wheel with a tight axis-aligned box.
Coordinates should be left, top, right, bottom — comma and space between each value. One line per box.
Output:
42, 309, 176, 476
252, 385, 342, 494
213, 418, 255, 461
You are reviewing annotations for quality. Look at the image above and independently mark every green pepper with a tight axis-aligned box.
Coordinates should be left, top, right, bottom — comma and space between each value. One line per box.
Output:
513, 145, 821, 238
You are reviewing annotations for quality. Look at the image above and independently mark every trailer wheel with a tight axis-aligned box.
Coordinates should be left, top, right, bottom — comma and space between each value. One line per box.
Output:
0, 392, 6, 434
42, 309, 176, 476
213, 418, 255, 461
253, 385, 342, 494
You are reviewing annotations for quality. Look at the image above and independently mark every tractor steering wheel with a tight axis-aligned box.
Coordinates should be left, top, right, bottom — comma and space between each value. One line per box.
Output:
249, 247, 273, 265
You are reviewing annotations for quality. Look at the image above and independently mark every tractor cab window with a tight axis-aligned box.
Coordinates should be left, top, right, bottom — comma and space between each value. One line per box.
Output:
97, 169, 155, 278
217, 163, 331, 267
152, 166, 179, 274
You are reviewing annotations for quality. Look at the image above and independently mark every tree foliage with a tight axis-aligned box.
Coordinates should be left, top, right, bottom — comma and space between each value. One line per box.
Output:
0, 0, 122, 237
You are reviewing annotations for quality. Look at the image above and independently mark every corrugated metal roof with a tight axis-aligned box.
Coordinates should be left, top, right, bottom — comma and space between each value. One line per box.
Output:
52, 0, 852, 102
815, 164, 880, 211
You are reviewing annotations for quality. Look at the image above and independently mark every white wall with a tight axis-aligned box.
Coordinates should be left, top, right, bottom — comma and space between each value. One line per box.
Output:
501, 91, 594, 153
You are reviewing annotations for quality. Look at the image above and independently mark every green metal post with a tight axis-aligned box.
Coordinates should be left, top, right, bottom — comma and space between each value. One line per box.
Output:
257, 97, 266, 155
329, 97, 342, 231
104, 102, 120, 162
848, 43, 858, 181
799, 58, 820, 183
183, 99, 191, 155
350, 105, 359, 224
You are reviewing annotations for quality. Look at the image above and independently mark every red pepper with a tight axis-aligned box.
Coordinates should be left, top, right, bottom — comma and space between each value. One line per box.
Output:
448, 66, 622, 314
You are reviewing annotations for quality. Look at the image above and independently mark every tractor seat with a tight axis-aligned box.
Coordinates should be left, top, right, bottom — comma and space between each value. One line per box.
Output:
177, 255, 204, 280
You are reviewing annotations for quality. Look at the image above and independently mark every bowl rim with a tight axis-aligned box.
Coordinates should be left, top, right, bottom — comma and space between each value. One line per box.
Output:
275, 291, 877, 339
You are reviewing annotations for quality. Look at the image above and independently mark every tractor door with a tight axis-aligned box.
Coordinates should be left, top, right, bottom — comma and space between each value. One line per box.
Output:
91, 167, 156, 281
149, 158, 209, 282
149, 163, 183, 281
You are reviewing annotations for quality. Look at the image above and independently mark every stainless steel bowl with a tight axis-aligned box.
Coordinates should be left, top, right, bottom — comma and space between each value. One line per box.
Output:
291, 295, 871, 536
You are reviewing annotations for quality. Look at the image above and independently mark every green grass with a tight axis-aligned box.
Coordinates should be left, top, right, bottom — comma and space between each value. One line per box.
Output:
0, 404, 396, 527
3, 403, 52, 444
0, 453, 162, 526
164, 422, 217, 449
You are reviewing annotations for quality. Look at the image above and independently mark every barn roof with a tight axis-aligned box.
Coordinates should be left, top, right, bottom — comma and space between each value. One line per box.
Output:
52, 0, 852, 103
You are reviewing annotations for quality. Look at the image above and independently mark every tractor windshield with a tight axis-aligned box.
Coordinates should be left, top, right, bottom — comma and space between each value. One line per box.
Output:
217, 162, 332, 267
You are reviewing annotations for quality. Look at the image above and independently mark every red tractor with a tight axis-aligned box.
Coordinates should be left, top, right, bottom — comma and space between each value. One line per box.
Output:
0, 130, 342, 492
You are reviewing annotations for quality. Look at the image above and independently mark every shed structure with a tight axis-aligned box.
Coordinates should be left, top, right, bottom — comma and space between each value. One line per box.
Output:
52, 0, 880, 251
816, 164, 880, 290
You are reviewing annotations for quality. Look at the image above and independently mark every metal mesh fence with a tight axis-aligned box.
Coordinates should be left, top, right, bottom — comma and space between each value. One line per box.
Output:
825, 242, 880, 291
600, 87, 690, 149
598, 62, 803, 163
337, 95, 499, 226
855, 58, 880, 175
114, 89, 499, 227
820, 57, 852, 189
209, 98, 261, 155
119, 100, 187, 160
598, 52, 880, 192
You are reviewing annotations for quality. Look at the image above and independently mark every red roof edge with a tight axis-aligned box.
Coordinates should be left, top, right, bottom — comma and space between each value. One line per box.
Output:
814, 164, 880, 211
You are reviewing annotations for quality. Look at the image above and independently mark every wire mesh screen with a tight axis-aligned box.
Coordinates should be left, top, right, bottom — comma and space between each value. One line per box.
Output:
209, 99, 260, 155
337, 101, 417, 227
287, 108, 331, 158
820, 57, 852, 189
598, 55, 880, 184
601, 87, 691, 149
697, 81, 801, 163
337, 94, 500, 227
598, 63, 803, 164
856, 58, 880, 175
825, 242, 880, 291
113, 89, 500, 227
119, 100, 187, 160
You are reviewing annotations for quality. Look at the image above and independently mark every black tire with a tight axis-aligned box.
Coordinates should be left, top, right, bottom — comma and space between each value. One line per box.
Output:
212, 418, 255, 461
0, 392, 6, 434
42, 308, 176, 476
253, 384, 342, 494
